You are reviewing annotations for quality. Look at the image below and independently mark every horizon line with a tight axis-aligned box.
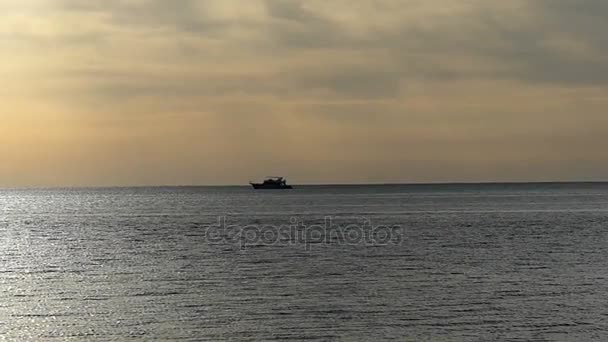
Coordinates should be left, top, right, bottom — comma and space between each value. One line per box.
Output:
2, 180, 608, 190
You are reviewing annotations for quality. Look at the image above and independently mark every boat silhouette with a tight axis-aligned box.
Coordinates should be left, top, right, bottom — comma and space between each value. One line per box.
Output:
250, 177, 293, 189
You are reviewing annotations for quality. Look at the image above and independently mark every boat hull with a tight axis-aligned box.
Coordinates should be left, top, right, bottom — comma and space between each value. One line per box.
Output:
251, 183, 293, 190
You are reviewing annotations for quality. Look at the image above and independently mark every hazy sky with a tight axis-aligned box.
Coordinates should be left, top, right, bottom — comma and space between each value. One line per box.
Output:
1, 0, 607, 186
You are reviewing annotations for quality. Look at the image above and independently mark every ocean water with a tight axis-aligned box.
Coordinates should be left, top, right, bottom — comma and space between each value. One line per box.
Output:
1, 183, 608, 341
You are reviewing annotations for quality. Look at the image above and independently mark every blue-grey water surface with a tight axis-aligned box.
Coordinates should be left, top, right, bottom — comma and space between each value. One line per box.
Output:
1, 183, 608, 341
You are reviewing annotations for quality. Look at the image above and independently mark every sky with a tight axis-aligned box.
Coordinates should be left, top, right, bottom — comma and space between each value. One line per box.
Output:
1, 0, 607, 187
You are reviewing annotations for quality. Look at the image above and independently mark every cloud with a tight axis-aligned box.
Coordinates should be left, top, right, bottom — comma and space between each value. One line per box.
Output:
1, 0, 607, 185
7, 0, 606, 99
46, 1, 607, 100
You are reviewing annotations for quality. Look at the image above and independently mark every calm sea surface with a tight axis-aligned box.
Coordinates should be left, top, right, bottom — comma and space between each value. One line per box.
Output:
1, 183, 608, 341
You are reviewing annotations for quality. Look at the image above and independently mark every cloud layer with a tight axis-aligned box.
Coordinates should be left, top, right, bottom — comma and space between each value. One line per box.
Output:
1, 0, 607, 186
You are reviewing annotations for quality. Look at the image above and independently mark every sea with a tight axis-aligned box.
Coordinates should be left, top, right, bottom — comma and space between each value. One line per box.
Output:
1, 183, 607, 341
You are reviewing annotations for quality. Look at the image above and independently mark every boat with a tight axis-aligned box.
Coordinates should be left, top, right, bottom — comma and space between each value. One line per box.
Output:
250, 177, 293, 190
